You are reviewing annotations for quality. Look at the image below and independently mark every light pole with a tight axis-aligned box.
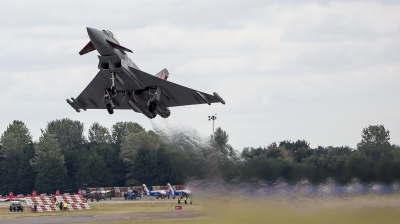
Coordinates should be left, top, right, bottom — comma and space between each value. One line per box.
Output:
208, 114, 217, 133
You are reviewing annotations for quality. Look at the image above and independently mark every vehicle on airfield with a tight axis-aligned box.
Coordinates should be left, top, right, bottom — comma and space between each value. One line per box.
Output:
9, 201, 23, 212
167, 183, 191, 198
124, 187, 143, 199
67, 27, 225, 118
142, 184, 170, 198
126, 192, 139, 200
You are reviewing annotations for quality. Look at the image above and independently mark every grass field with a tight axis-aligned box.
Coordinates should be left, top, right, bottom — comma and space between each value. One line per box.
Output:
2, 194, 400, 223
199, 193, 400, 224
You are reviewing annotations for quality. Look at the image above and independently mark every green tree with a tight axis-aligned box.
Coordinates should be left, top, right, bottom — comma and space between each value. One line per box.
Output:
293, 147, 314, 163
127, 147, 177, 186
357, 125, 393, 160
267, 148, 284, 159
214, 127, 229, 147
88, 143, 125, 186
374, 151, 400, 184
35, 153, 69, 193
16, 143, 36, 194
31, 131, 68, 193
345, 153, 375, 183
111, 122, 144, 148
155, 139, 207, 183
45, 118, 86, 187
99, 121, 146, 186
241, 147, 266, 160
45, 118, 86, 152
88, 122, 111, 144
121, 130, 160, 166
240, 154, 287, 182
279, 140, 310, 159
0, 121, 32, 194
76, 152, 111, 187
346, 125, 400, 184
0, 149, 22, 195
304, 146, 352, 183
212, 127, 235, 157
0, 120, 32, 156
265, 142, 288, 160
155, 148, 177, 184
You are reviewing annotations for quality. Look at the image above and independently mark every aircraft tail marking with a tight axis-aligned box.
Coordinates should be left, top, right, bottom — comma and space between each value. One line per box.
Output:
155, 68, 169, 80
143, 184, 150, 194
167, 183, 176, 194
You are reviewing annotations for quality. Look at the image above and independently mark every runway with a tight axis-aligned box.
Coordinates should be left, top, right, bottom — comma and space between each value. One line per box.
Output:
0, 210, 201, 224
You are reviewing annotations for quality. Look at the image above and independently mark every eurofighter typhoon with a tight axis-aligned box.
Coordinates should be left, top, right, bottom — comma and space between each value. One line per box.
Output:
66, 27, 225, 118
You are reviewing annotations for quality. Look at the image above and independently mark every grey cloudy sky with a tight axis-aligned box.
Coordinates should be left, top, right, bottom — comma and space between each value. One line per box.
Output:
0, 0, 399, 150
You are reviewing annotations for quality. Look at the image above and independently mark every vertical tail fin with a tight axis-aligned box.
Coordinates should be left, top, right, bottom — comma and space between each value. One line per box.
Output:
32, 191, 37, 196
143, 184, 150, 194
155, 68, 169, 80
167, 183, 176, 194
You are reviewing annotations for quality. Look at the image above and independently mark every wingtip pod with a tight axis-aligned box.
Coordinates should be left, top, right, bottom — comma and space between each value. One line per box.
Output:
66, 99, 81, 113
213, 92, 225, 105
71, 97, 86, 111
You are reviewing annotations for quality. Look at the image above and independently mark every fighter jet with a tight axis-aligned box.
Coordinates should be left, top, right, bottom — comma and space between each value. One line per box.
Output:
142, 184, 170, 198
66, 27, 225, 118
80, 188, 114, 202
167, 183, 191, 197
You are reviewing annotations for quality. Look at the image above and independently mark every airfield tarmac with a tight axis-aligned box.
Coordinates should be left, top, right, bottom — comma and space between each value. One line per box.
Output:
0, 210, 200, 224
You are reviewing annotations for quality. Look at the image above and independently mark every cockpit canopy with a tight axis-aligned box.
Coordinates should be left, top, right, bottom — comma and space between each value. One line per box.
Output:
103, 30, 119, 44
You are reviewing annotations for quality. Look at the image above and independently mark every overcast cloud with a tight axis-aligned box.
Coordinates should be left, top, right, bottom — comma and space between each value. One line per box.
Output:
0, 0, 399, 150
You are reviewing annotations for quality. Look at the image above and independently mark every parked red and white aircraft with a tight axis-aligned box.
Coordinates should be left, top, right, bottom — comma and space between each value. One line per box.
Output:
0, 192, 25, 202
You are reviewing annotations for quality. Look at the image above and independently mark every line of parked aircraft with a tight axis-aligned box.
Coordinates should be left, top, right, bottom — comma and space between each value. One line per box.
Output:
0, 192, 25, 202
0, 191, 49, 202
0, 183, 190, 202
142, 183, 191, 198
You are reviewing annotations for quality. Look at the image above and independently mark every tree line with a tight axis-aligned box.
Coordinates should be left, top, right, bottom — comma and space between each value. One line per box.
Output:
0, 119, 399, 196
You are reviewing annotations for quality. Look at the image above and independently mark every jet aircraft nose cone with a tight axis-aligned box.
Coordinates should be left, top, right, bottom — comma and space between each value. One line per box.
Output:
86, 27, 95, 35
86, 27, 103, 42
